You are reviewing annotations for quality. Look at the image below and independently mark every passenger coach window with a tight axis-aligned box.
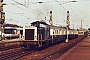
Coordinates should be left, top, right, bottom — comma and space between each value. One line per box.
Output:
62, 31, 64, 35
57, 30, 58, 34
59, 30, 61, 34
55, 30, 56, 34
53, 32, 54, 34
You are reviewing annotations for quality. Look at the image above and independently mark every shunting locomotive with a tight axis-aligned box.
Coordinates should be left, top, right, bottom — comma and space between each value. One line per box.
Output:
22, 20, 78, 49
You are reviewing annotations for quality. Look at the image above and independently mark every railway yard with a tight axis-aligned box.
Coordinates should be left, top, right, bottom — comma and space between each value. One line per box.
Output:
0, 20, 88, 60
0, 0, 90, 60
0, 35, 87, 60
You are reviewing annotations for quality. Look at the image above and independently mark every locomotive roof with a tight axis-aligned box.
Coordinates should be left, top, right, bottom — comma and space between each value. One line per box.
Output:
49, 25, 66, 30
4, 27, 23, 30
31, 21, 48, 25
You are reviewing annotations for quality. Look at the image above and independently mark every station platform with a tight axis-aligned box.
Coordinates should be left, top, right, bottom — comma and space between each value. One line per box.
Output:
56, 36, 90, 60
0, 38, 22, 43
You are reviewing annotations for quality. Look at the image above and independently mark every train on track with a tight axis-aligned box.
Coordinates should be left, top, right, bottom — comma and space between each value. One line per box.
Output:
3, 27, 23, 39
0, 21, 87, 50
22, 20, 83, 50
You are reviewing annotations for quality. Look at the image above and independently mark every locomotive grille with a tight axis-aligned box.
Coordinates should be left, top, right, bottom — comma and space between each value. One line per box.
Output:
25, 29, 34, 40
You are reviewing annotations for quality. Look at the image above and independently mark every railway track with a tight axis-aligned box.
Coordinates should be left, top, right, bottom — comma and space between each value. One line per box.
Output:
0, 47, 34, 60
40, 35, 86, 60
0, 40, 23, 51
18, 35, 86, 60
0, 35, 86, 60
0, 45, 21, 51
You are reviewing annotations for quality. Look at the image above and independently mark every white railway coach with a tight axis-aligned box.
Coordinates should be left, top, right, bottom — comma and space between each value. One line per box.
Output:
78, 31, 85, 35
50, 26, 67, 42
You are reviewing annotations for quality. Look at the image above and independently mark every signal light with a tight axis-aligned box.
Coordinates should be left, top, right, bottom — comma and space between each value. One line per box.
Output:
1, 12, 5, 20
0, 2, 3, 11
0, 20, 3, 24
0, 12, 5, 24
0, 0, 3, 2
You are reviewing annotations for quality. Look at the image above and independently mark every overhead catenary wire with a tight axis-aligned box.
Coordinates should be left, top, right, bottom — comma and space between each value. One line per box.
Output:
55, 0, 83, 28
55, 0, 79, 20
55, 0, 67, 11
8, 0, 49, 20
68, 2, 80, 24
6, 0, 78, 22
6, 0, 69, 26
10, 0, 42, 16
11, 0, 64, 22
4, 1, 46, 26
10, 0, 66, 25
11, 0, 66, 20
6, 0, 72, 21
4, 10, 37, 20
5, 1, 41, 18
30, 0, 66, 24
5, 1, 50, 23
41, 2, 66, 21
67, 1, 89, 28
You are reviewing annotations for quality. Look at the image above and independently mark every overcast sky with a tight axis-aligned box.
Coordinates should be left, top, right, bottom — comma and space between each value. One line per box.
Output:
3, 0, 90, 29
